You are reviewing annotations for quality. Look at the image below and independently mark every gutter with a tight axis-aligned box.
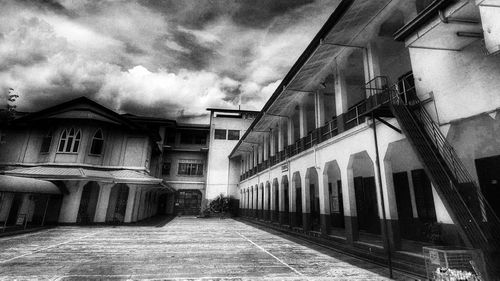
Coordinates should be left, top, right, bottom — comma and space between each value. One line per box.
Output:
228, 0, 354, 159
393, 0, 458, 41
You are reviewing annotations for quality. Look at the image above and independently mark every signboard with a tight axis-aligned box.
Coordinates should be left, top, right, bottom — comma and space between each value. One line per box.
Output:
429, 249, 441, 265
330, 196, 340, 213
16, 214, 26, 226
281, 163, 288, 173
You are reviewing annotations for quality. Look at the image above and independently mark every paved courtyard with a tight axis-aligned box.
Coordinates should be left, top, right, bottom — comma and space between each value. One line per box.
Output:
0, 217, 409, 280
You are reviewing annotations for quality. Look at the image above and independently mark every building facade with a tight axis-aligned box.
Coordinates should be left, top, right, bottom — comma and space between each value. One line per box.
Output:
0, 97, 169, 229
231, 0, 500, 277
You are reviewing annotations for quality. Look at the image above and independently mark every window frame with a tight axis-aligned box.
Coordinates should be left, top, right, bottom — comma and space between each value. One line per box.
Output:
227, 130, 240, 140
40, 130, 53, 154
177, 159, 204, 176
57, 128, 81, 153
89, 129, 104, 156
214, 129, 227, 140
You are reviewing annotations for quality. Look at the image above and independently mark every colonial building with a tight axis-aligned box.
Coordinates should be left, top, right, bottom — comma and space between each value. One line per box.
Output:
231, 0, 500, 277
0, 97, 170, 229
0, 98, 256, 229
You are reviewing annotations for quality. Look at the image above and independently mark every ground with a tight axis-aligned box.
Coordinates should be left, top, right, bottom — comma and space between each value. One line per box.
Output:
0, 217, 413, 280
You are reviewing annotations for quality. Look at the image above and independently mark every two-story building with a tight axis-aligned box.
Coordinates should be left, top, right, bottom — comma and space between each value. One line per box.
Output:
231, 0, 500, 277
0, 97, 169, 230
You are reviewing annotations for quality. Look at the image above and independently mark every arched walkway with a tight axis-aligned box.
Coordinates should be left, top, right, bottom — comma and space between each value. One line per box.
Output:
292, 172, 303, 227
323, 161, 345, 235
77, 181, 100, 224
305, 168, 320, 231
272, 178, 279, 222
350, 151, 380, 236
106, 184, 129, 223
281, 175, 290, 225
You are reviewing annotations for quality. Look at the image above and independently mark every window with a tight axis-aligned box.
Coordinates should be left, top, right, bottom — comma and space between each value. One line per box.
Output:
162, 161, 171, 176
228, 130, 240, 140
40, 131, 53, 153
214, 129, 226, 140
178, 159, 204, 176
57, 128, 81, 153
90, 129, 104, 155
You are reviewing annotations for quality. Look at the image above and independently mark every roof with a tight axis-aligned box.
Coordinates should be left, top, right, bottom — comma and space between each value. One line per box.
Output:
206, 108, 260, 114
13, 96, 161, 142
230, 0, 399, 157
4, 166, 163, 185
0, 175, 61, 194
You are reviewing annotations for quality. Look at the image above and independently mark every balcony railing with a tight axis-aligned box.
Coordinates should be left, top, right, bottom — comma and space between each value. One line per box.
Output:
240, 76, 399, 181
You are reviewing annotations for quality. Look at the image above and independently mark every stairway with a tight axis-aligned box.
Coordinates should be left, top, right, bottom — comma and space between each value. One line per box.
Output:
387, 81, 500, 278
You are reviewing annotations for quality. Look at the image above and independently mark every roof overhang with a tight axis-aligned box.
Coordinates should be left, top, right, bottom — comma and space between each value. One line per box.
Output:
0, 175, 61, 194
230, 0, 398, 158
4, 167, 163, 185
396, 0, 482, 51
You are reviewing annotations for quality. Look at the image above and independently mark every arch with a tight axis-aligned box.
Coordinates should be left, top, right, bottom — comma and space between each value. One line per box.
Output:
272, 178, 279, 222
305, 167, 320, 231
106, 184, 129, 223
323, 160, 345, 234
292, 171, 303, 227
349, 151, 380, 235
77, 181, 100, 224
281, 175, 290, 225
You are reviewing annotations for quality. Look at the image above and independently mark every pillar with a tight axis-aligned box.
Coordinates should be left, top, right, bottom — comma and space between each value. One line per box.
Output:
124, 185, 138, 223
58, 181, 84, 223
380, 157, 401, 250
263, 134, 269, 161
278, 120, 285, 152
287, 117, 295, 146
279, 180, 286, 225
299, 104, 308, 138
335, 65, 348, 133
270, 128, 276, 156
315, 92, 325, 128
0, 193, 14, 222
263, 184, 269, 221
94, 183, 113, 223
343, 159, 359, 244
319, 167, 330, 235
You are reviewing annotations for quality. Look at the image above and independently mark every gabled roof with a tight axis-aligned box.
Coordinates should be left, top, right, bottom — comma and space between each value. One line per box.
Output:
15, 97, 142, 130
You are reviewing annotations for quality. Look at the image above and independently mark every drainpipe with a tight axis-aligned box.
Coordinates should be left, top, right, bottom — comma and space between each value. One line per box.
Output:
371, 112, 393, 278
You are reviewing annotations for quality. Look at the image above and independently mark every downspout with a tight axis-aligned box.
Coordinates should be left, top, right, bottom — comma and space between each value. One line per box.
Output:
371, 112, 393, 278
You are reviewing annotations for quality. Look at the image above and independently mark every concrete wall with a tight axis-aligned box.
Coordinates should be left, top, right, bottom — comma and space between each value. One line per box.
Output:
0, 120, 152, 170
409, 41, 500, 124
206, 114, 254, 200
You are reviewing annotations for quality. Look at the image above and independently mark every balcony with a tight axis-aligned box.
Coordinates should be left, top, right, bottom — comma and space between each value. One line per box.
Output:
240, 76, 400, 181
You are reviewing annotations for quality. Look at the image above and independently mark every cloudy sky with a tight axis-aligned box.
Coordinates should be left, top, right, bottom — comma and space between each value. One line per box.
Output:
0, 0, 339, 122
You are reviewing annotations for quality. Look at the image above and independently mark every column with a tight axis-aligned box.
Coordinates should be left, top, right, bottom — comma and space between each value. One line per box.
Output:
58, 181, 84, 223
315, 91, 325, 128
278, 120, 285, 152
263, 134, 269, 161
124, 185, 138, 223
287, 116, 295, 146
279, 180, 286, 225
335, 66, 348, 133
94, 183, 113, 223
380, 158, 401, 250
344, 159, 359, 244
299, 104, 308, 138
263, 184, 269, 221
270, 128, 276, 156
319, 167, 330, 235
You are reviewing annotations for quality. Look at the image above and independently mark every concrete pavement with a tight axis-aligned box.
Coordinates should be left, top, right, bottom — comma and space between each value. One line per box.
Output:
0, 217, 413, 280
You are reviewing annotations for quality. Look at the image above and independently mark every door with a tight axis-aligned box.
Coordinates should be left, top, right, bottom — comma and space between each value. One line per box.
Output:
355, 177, 380, 234
329, 180, 345, 228
476, 156, 500, 220
174, 190, 201, 216
393, 172, 415, 240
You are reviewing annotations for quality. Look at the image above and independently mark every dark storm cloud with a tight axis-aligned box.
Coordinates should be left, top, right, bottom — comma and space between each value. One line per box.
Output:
140, 0, 314, 29
0, 0, 339, 122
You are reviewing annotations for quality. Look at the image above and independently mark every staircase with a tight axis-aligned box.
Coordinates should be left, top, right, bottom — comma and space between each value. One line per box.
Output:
385, 74, 500, 278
